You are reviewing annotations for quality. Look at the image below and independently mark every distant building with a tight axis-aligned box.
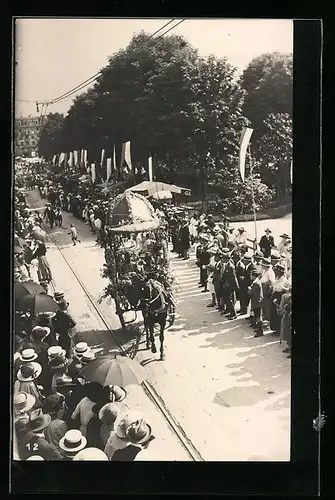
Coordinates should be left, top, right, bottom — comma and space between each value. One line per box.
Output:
14, 116, 41, 157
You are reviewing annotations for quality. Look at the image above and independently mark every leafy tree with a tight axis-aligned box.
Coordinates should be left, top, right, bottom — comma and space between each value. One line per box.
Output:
241, 52, 293, 141
38, 113, 65, 159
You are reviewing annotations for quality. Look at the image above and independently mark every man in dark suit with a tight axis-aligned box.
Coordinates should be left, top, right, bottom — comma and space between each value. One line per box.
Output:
220, 250, 239, 319
259, 229, 275, 258
179, 219, 190, 260
248, 269, 264, 337
242, 255, 256, 320
234, 252, 249, 315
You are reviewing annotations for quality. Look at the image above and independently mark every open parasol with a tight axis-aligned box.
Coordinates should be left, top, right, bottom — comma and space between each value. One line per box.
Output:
150, 190, 173, 200
79, 353, 147, 387
107, 191, 160, 233
16, 294, 59, 314
15, 281, 46, 302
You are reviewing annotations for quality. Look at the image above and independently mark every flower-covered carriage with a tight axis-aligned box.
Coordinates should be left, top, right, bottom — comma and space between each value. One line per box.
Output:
99, 191, 176, 331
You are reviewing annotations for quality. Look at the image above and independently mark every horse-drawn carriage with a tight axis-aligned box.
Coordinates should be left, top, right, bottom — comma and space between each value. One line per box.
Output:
99, 191, 176, 360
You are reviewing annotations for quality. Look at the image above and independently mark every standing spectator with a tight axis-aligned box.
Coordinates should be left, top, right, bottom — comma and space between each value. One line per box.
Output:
248, 269, 264, 337
70, 382, 105, 437
68, 224, 81, 246
14, 362, 44, 407
234, 227, 248, 248
220, 249, 239, 319
98, 402, 126, 448
58, 429, 87, 460
13, 392, 36, 422
54, 208, 63, 228
206, 214, 215, 230
196, 235, 211, 291
72, 448, 108, 460
234, 251, 249, 315
280, 282, 292, 357
179, 218, 190, 260
242, 254, 256, 321
277, 234, 291, 255
259, 229, 275, 258
42, 394, 68, 457
270, 264, 290, 335
32, 241, 52, 283
52, 300, 76, 358
259, 257, 276, 326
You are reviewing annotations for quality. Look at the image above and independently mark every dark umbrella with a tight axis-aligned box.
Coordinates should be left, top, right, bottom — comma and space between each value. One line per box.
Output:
31, 229, 47, 242
79, 354, 147, 387
16, 294, 59, 314
14, 281, 46, 302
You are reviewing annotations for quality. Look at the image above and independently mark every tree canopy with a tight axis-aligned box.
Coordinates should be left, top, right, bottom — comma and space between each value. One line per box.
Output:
38, 36, 292, 212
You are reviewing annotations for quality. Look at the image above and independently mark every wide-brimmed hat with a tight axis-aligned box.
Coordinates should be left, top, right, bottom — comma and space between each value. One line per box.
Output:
242, 254, 252, 261
42, 393, 65, 415
19, 349, 38, 363
27, 455, 44, 461
15, 416, 29, 433
261, 257, 272, 267
81, 350, 96, 364
14, 391, 36, 414
53, 291, 64, 301
31, 326, 50, 340
72, 448, 108, 461
116, 411, 146, 439
17, 362, 42, 382
264, 228, 272, 233
98, 402, 125, 423
59, 429, 87, 453
238, 227, 246, 232
279, 233, 290, 239
126, 419, 152, 445
254, 251, 264, 258
47, 346, 66, 359
29, 408, 51, 433
74, 342, 89, 357
55, 378, 76, 390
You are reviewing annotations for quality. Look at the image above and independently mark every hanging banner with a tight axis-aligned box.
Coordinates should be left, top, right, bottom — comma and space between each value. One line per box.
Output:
58, 152, 65, 166
52, 154, 57, 165
238, 127, 253, 182
83, 150, 88, 166
91, 163, 96, 183
73, 150, 79, 167
106, 158, 112, 181
148, 156, 153, 182
100, 149, 106, 167
124, 142, 132, 172
67, 151, 73, 168
141, 166, 146, 176
113, 146, 117, 172
290, 160, 293, 184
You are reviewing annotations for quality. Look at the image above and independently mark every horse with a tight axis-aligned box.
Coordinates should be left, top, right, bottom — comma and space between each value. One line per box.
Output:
128, 275, 173, 361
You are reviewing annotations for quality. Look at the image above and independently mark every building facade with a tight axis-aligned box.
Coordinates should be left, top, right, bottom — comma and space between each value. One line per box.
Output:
14, 116, 41, 157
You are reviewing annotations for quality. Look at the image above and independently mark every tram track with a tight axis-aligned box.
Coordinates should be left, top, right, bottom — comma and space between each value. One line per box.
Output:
43, 221, 204, 462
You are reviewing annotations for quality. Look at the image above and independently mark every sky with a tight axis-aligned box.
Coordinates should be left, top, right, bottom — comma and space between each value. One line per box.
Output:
15, 18, 293, 118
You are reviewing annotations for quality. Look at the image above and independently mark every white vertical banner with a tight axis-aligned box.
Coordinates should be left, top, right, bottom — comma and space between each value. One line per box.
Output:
73, 150, 79, 167
124, 141, 132, 173
100, 149, 106, 168
52, 154, 57, 165
238, 127, 253, 182
80, 149, 84, 167
58, 152, 65, 166
120, 143, 129, 173
290, 160, 293, 184
91, 163, 96, 183
83, 150, 88, 166
113, 146, 117, 172
148, 156, 153, 182
67, 151, 73, 168
106, 158, 112, 181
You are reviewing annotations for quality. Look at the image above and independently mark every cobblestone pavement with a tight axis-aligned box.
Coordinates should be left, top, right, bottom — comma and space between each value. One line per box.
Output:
27, 191, 291, 461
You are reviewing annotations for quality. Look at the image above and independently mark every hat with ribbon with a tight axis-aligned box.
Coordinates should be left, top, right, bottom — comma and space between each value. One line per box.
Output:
47, 346, 66, 359
238, 227, 246, 232
59, 429, 87, 453
126, 418, 152, 445
53, 291, 64, 301
19, 348, 38, 363
81, 350, 96, 365
27, 455, 44, 461
264, 228, 272, 233
17, 362, 42, 382
14, 391, 36, 414
74, 342, 89, 357
29, 408, 51, 433
261, 257, 272, 267
279, 233, 290, 239
31, 326, 50, 340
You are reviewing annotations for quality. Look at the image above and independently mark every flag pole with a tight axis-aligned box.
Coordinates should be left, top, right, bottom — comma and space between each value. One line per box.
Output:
248, 143, 258, 249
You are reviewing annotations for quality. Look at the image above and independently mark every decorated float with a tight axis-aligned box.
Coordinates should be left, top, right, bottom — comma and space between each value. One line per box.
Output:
99, 190, 176, 329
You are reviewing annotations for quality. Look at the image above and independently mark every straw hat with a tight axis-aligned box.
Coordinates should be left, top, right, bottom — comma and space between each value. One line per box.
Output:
74, 342, 89, 358
81, 350, 96, 364
19, 349, 38, 363
27, 455, 44, 461
59, 429, 87, 453
14, 392, 36, 414
98, 402, 125, 423
72, 448, 108, 461
47, 346, 66, 359
17, 362, 42, 382
126, 419, 152, 445
31, 326, 50, 340
115, 411, 146, 439
261, 257, 272, 267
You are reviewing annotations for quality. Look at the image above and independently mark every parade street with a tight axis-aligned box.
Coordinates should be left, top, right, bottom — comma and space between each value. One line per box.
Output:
27, 190, 291, 461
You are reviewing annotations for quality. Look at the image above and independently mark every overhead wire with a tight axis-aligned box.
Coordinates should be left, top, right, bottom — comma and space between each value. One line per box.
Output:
40, 18, 185, 107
